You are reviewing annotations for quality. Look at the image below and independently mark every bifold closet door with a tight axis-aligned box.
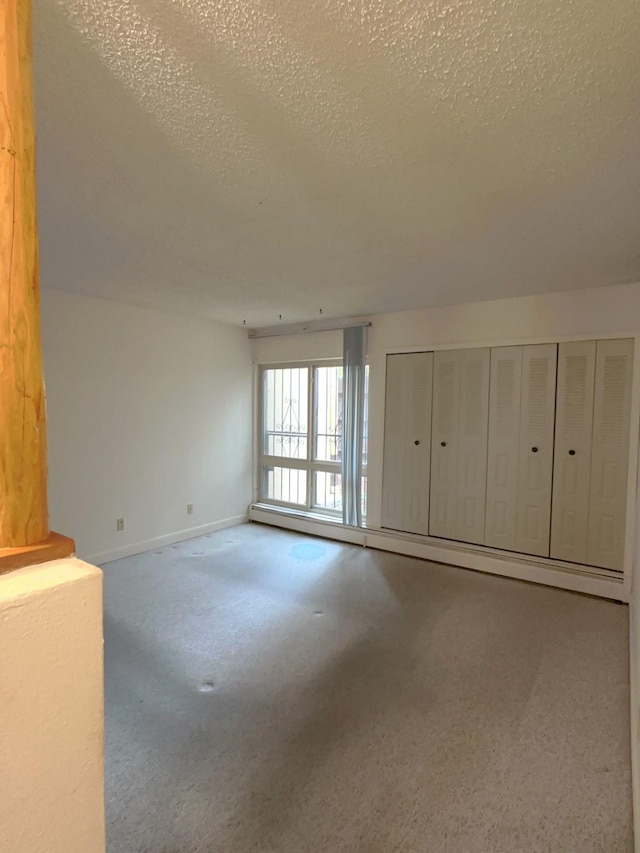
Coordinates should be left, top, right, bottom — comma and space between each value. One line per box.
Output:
515, 344, 557, 557
429, 350, 461, 539
430, 348, 489, 544
455, 348, 490, 544
485, 347, 523, 551
550, 341, 596, 563
381, 352, 433, 534
587, 338, 633, 570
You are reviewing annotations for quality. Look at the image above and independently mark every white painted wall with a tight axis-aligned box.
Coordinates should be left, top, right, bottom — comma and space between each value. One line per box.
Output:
251, 282, 640, 364
41, 289, 253, 563
0, 558, 105, 853
251, 329, 343, 364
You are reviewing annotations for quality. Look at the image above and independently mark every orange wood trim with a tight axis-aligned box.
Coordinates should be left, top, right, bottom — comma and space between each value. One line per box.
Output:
0, 0, 49, 548
0, 532, 76, 574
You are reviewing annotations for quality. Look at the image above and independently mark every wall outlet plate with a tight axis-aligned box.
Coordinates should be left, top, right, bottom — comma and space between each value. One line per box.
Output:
116, 518, 124, 532
187, 504, 193, 516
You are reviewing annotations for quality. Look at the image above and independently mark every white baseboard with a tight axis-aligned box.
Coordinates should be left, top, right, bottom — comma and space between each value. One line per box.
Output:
366, 531, 627, 601
250, 505, 627, 602
85, 514, 248, 565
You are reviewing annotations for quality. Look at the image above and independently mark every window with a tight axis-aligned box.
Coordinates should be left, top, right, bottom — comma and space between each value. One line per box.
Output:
262, 367, 308, 461
259, 362, 367, 519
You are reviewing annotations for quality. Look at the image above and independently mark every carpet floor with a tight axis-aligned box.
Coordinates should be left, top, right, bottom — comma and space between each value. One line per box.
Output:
103, 523, 632, 852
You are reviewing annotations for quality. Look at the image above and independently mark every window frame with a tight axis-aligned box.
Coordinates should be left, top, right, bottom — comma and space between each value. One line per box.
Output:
258, 360, 343, 514
258, 359, 368, 519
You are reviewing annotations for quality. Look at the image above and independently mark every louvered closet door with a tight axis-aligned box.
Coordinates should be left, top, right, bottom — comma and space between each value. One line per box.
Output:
455, 348, 490, 544
485, 347, 523, 550
381, 353, 433, 534
587, 338, 633, 570
381, 354, 408, 531
515, 344, 557, 557
403, 352, 434, 533
430, 350, 461, 539
550, 341, 596, 563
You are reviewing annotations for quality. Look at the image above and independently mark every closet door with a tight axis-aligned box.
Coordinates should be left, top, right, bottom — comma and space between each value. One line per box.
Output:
550, 341, 596, 563
381, 353, 433, 534
587, 338, 633, 570
515, 344, 557, 557
485, 347, 523, 550
455, 348, 490, 544
429, 350, 461, 539
404, 352, 434, 534
381, 354, 408, 531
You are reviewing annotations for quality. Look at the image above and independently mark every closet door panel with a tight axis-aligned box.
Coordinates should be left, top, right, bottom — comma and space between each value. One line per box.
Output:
402, 353, 433, 534
587, 338, 633, 570
381, 353, 433, 534
550, 341, 596, 563
515, 344, 557, 557
430, 350, 461, 539
381, 354, 408, 531
455, 348, 490, 544
485, 347, 522, 550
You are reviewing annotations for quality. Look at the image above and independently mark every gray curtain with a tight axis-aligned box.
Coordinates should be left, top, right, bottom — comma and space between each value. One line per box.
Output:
342, 326, 367, 526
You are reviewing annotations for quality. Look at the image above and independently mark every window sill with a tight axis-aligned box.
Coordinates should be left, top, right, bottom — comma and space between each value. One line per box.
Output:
251, 503, 343, 525
251, 502, 367, 530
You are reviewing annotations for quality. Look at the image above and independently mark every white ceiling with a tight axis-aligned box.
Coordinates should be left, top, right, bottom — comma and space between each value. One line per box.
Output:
34, 0, 640, 327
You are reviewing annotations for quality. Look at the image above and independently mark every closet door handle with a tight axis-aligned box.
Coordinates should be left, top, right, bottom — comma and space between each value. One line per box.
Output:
531, 447, 538, 453
440, 441, 447, 447
414, 440, 420, 446
569, 449, 576, 456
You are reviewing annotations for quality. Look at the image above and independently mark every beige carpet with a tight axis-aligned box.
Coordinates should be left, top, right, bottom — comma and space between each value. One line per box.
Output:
103, 523, 632, 852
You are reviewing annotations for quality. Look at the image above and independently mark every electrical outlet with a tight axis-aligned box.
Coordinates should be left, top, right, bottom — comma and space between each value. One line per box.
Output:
116, 518, 125, 532
187, 504, 193, 516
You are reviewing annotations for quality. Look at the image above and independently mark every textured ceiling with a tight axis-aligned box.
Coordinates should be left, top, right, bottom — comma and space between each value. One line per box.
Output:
34, 0, 640, 326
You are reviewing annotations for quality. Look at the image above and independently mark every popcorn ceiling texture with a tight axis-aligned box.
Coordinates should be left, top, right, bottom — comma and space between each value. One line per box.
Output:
34, 1, 640, 326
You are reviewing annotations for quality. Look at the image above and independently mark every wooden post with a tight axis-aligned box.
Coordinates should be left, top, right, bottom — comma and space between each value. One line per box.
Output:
0, 0, 74, 569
